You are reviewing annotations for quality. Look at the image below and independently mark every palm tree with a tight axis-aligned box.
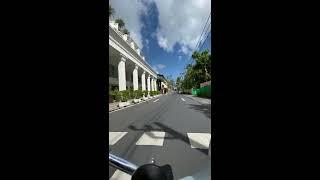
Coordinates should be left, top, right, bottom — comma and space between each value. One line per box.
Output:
109, 5, 115, 18
115, 19, 125, 30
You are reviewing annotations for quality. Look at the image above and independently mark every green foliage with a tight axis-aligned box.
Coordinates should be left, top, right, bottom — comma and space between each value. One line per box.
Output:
180, 50, 212, 91
110, 88, 121, 102
122, 28, 130, 35
143, 90, 148, 97
133, 90, 142, 99
135, 90, 143, 98
109, 5, 115, 18
128, 88, 134, 99
112, 90, 122, 102
115, 18, 125, 29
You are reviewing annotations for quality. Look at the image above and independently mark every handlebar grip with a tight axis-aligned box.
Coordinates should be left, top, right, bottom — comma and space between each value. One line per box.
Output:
131, 164, 173, 180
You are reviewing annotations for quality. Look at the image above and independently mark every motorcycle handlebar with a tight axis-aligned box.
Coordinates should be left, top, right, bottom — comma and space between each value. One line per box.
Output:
109, 153, 138, 175
109, 153, 174, 180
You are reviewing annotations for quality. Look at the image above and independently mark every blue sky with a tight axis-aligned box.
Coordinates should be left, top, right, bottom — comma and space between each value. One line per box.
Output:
110, 0, 211, 81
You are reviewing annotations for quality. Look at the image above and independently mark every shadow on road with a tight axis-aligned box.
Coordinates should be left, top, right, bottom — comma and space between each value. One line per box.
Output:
128, 123, 209, 155
186, 103, 211, 119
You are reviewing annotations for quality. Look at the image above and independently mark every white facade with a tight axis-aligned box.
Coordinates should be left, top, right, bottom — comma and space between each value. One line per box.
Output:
109, 21, 158, 92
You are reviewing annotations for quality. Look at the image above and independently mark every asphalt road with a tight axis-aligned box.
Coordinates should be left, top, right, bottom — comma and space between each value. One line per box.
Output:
108, 92, 211, 180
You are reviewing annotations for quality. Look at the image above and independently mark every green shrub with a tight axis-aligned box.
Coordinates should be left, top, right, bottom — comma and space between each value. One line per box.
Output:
110, 88, 123, 102
135, 90, 143, 99
133, 90, 139, 99
151, 91, 156, 96
113, 90, 121, 102
143, 90, 148, 97
120, 90, 129, 102
127, 90, 132, 100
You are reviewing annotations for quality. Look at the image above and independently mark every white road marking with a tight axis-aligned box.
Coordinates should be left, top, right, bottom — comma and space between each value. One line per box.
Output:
109, 170, 131, 180
153, 99, 159, 102
136, 131, 166, 146
181, 98, 185, 101
187, 133, 211, 149
109, 132, 128, 145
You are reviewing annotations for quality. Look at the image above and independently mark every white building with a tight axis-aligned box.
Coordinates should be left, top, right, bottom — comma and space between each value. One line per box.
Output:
109, 20, 158, 92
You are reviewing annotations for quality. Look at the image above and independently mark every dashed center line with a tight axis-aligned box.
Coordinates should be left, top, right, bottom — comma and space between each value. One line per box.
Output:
153, 99, 159, 102
181, 98, 185, 101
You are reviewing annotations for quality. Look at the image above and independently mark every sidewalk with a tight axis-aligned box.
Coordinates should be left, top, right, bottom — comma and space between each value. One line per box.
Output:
109, 102, 120, 112
184, 95, 211, 105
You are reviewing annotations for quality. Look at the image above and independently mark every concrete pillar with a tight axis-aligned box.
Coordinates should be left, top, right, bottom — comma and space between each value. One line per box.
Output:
147, 75, 151, 92
133, 65, 138, 90
118, 55, 126, 91
151, 78, 154, 91
154, 78, 157, 91
141, 71, 146, 91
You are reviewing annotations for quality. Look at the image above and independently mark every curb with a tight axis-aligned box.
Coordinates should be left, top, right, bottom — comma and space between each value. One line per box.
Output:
108, 94, 164, 112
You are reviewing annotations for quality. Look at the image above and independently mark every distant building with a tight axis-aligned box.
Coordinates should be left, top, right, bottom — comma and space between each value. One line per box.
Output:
157, 74, 168, 94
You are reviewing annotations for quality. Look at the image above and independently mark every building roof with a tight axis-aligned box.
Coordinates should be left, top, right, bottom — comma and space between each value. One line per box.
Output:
157, 74, 167, 82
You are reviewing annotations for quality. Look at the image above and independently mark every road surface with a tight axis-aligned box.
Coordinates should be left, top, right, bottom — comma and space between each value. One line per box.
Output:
108, 92, 211, 180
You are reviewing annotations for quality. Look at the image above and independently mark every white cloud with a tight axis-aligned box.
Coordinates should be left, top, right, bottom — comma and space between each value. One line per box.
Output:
110, 0, 148, 49
156, 64, 166, 69
157, 35, 169, 50
145, 39, 150, 50
151, 0, 211, 55
179, 45, 191, 56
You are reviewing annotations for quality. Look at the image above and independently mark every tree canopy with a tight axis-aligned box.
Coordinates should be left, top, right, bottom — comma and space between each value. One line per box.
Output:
179, 50, 212, 90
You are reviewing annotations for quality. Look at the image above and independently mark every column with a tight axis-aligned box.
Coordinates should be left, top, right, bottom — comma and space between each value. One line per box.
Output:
141, 71, 146, 91
154, 78, 157, 91
118, 55, 126, 91
151, 78, 154, 91
147, 75, 151, 92
133, 65, 138, 90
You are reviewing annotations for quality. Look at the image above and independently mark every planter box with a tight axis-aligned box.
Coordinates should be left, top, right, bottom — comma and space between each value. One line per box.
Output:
118, 101, 130, 108
133, 99, 140, 103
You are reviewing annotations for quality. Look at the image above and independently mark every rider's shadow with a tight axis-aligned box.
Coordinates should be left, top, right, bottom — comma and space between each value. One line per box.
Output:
128, 123, 209, 155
